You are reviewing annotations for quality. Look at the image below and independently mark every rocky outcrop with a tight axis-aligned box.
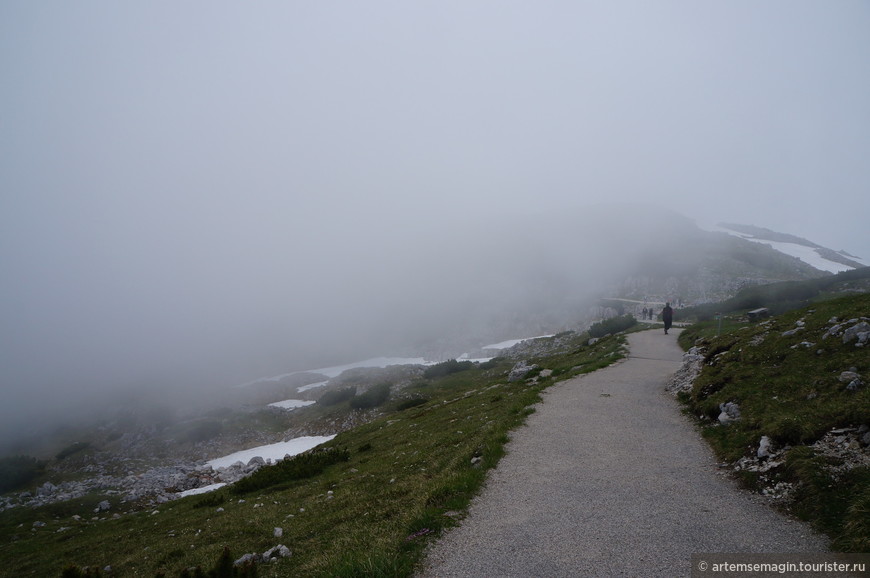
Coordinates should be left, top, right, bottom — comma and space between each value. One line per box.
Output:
823, 317, 870, 347
666, 346, 704, 395
499, 332, 579, 360
234, 544, 291, 566
508, 361, 539, 383
2, 449, 313, 512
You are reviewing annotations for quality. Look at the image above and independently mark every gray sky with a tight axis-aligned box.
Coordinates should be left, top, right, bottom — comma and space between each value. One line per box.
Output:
2, 2, 869, 432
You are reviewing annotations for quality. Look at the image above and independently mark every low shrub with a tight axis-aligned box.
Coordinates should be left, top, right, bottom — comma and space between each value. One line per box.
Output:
350, 383, 391, 409
230, 447, 350, 494
56, 441, 90, 461
0, 455, 45, 493
478, 357, 503, 371
423, 359, 474, 379
396, 396, 428, 411
317, 387, 357, 406
588, 315, 637, 338
192, 491, 226, 509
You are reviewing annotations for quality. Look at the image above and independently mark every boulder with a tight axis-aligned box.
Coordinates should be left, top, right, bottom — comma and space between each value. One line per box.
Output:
757, 436, 773, 459
234, 553, 259, 566
37, 482, 56, 497
843, 321, 870, 345
263, 544, 291, 560
718, 402, 741, 425
666, 347, 704, 395
846, 379, 864, 392
508, 361, 538, 382
839, 371, 861, 383
234, 544, 291, 566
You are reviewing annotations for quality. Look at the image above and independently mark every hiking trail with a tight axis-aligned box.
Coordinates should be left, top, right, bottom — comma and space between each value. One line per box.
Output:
418, 329, 826, 577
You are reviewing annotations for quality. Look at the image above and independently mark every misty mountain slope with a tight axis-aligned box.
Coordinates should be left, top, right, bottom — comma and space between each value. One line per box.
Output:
0, 205, 859, 463
580, 211, 832, 305
440, 206, 832, 331
711, 223, 867, 272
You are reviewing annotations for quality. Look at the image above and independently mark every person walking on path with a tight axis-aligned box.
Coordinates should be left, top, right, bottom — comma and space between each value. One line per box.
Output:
662, 301, 673, 334
418, 329, 826, 577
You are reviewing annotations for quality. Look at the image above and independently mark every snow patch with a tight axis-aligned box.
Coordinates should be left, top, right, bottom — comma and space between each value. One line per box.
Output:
698, 222, 864, 273
483, 335, 554, 350
237, 357, 430, 389
306, 357, 429, 378
207, 435, 336, 470
268, 399, 316, 410
178, 483, 226, 497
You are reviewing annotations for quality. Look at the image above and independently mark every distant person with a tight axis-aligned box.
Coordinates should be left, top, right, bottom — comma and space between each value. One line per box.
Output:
662, 302, 674, 334
642, 307, 648, 320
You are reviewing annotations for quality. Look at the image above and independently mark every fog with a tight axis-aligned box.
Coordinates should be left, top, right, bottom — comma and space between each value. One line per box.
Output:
2, 2, 869, 443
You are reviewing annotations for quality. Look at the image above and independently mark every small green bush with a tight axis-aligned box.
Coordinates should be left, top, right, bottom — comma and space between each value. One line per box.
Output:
231, 447, 350, 494
0, 455, 45, 493
192, 491, 226, 509
56, 441, 90, 460
423, 359, 474, 379
350, 383, 391, 409
317, 387, 357, 406
396, 396, 428, 411
478, 357, 503, 371
588, 315, 637, 338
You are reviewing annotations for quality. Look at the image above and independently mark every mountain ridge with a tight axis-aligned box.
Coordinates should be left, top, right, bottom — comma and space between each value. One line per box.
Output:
710, 222, 867, 272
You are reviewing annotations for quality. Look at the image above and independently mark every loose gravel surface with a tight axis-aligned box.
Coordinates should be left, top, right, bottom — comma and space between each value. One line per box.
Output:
418, 329, 828, 577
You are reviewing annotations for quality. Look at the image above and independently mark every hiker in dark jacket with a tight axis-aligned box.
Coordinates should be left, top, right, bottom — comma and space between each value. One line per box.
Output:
662, 302, 674, 334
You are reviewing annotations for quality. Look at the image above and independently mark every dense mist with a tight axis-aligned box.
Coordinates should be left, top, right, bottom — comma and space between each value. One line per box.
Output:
2, 2, 869, 448
0, 202, 678, 445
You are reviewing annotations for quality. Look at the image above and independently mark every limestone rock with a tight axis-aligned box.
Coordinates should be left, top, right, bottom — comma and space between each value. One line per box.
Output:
843, 321, 870, 345
508, 361, 538, 382
666, 346, 704, 395
718, 402, 741, 425
263, 544, 291, 560
757, 436, 773, 459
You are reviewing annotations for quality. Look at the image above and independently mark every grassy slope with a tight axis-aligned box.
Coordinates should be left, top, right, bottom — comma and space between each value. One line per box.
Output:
678, 292, 870, 552
8, 291, 867, 575
0, 334, 626, 577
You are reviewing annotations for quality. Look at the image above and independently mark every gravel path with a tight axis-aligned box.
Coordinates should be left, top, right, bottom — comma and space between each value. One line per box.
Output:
418, 329, 827, 577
